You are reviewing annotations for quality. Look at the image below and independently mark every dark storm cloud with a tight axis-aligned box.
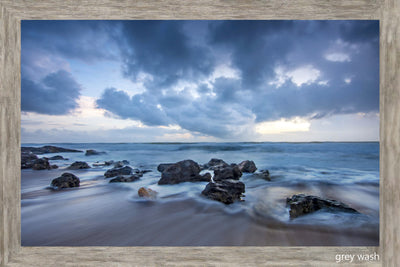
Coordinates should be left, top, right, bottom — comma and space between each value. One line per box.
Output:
96, 88, 171, 126
338, 20, 379, 43
22, 20, 379, 138
97, 86, 253, 138
205, 20, 379, 122
99, 21, 378, 137
120, 21, 215, 90
21, 70, 81, 115
22, 20, 119, 64
208, 20, 296, 88
21, 20, 120, 115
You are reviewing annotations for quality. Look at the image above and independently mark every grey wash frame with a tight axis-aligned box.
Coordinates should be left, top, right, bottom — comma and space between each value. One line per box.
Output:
1, 0, 398, 266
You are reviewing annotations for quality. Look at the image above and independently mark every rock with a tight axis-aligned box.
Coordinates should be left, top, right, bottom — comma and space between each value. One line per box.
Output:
51, 173, 80, 189
93, 160, 114, 167
201, 173, 212, 181
85, 149, 106, 156
158, 159, 211, 185
113, 161, 125, 168
105, 160, 114, 166
252, 170, 271, 181
68, 161, 91, 170
109, 175, 140, 183
104, 166, 133, 178
48, 155, 68, 160
213, 165, 242, 182
138, 187, 158, 199
21, 152, 38, 169
202, 180, 245, 204
32, 158, 51, 170
238, 160, 257, 173
204, 158, 229, 170
21, 146, 81, 154
51, 164, 58, 169
132, 168, 152, 177
112, 160, 131, 168
286, 194, 359, 219
157, 163, 174, 173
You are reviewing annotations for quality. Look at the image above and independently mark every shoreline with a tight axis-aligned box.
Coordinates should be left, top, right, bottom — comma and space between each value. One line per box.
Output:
21, 169, 379, 246
20, 144, 379, 246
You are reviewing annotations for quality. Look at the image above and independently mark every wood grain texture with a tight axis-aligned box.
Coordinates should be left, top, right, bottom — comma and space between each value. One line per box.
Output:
0, 0, 382, 20
380, 0, 400, 266
0, 100, 21, 267
0, 0, 398, 266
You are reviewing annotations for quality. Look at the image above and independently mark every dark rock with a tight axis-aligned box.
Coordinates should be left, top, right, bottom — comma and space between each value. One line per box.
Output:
157, 163, 174, 173
85, 149, 106, 156
138, 187, 158, 199
51, 173, 80, 189
158, 160, 211, 185
132, 168, 152, 177
202, 180, 245, 204
51, 164, 58, 169
21, 152, 38, 169
252, 170, 271, 181
238, 160, 257, 173
105, 160, 114, 166
21, 146, 81, 154
104, 166, 133, 178
68, 161, 91, 170
32, 158, 51, 170
204, 158, 229, 170
48, 155, 68, 160
113, 160, 131, 168
201, 173, 212, 181
286, 194, 359, 219
213, 165, 242, 182
109, 174, 140, 183
113, 161, 125, 168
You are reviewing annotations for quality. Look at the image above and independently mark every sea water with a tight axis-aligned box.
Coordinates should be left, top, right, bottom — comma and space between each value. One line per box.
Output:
21, 142, 379, 246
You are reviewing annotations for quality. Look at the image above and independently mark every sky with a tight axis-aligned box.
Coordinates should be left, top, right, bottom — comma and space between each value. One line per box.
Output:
21, 20, 379, 143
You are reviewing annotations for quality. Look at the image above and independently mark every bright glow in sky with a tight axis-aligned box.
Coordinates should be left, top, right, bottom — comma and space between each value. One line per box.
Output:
21, 20, 379, 143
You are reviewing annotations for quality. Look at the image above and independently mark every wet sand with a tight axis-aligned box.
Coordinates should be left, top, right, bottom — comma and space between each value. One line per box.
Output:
21, 170, 379, 246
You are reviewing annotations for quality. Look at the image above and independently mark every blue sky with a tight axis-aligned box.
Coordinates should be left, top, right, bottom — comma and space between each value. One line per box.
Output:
21, 20, 379, 143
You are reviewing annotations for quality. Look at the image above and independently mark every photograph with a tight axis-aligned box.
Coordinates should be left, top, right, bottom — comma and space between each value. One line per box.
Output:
21, 20, 379, 246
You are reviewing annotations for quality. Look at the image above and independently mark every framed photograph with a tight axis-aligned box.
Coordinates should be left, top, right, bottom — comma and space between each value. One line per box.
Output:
1, 1, 399, 266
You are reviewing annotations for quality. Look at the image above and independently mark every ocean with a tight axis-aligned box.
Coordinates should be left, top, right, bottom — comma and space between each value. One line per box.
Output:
21, 142, 379, 246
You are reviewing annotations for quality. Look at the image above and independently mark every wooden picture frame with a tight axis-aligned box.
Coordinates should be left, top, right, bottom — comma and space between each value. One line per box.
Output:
1, 0, 398, 266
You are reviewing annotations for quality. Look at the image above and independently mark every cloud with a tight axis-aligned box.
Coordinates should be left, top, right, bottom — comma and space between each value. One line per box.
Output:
97, 21, 378, 139
96, 88, 172, 126
96, 83, 255, 138
21, 21, 121, 115
269, 65, 321, 88
324, 52, 351, 62
208, 20, 296, 88
21, 70, 81, 115
22, 20, 379, 140
22, 20, 119, 65
119, 21, 215, 90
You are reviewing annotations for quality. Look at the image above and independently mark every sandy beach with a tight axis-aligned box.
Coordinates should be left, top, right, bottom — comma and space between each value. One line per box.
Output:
22, 163, 379, 246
